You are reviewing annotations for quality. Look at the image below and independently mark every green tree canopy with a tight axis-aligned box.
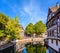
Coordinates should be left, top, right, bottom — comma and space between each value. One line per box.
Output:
0, 13, 21, 41
25, 23, 34, 36
34, 21, 46, 35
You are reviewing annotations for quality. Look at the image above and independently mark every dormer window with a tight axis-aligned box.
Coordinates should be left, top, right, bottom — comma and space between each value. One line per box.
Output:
52, 19, 57, 26
49, 14, 51, 19
52, 13, 54, 16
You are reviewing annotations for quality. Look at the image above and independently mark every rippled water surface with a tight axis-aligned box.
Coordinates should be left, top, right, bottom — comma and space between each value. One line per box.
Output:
22, 44, 46, 53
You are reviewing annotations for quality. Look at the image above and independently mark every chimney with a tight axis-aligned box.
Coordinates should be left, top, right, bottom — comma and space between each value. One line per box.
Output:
56, 2, 60, 7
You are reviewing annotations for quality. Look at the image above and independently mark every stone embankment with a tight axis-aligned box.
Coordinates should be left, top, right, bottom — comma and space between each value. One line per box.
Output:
16, 37, 46, 52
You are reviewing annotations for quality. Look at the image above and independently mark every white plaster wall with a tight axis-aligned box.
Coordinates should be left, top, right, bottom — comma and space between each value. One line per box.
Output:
48, 39, 60, 52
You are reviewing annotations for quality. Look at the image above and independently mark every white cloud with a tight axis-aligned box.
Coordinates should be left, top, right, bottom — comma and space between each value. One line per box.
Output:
24, 6, 31, 15
23, 0, 47, 24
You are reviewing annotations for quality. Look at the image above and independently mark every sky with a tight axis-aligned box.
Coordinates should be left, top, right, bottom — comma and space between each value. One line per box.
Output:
0, 0, 60, 29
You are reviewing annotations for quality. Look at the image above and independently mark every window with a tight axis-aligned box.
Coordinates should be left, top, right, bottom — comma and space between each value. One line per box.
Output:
58, 26, 60, 34
48, 31, 50, 36
50, 30, 54, 36
51, 39, 53, 43
59, 26, 60, 34
49, 14, 51, 19
56, 40, 58, 46
51, 30, 54, 36
58, 19, 59, 22
47, 32, 49, 36
51, 19, 57, 26
54, 30, 57, 37
58, 16, 60, 34
49, 31, 51, 36
52, 13, 54, 16
57, 16, 60, 24
57, 16, 60, 22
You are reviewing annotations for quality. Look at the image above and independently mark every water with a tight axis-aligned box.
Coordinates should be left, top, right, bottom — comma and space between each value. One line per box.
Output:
22, 47, 27, 53
22, 45, 56, 53
22, 48, 49, 53
46, 49, 49, 53
22, 44, 46, 53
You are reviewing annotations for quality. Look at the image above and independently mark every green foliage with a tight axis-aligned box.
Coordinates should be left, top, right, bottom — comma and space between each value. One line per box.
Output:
0, 30, 5, 38
0, 13, 9, 38
25, 23, 34, 35
25, 21, 46, 36
34, 21, 46, 35
0, 13, 21, 40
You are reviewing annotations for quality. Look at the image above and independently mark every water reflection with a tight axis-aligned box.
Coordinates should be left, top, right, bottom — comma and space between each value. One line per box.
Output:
22, 44, 46, 53
23, 47, 47, 53
46, 49, 49, 53
22, 47, 27, 53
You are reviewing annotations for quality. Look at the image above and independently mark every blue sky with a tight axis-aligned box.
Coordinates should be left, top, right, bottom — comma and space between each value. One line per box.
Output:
0, 0, 60, 29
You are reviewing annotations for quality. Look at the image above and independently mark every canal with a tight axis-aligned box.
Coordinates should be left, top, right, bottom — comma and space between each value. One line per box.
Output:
22, 44, 46, 53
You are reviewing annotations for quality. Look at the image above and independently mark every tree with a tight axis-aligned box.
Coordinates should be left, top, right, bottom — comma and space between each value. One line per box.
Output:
25, 23, 34, 36
0, 13, 9, 39
5, 17, 21, 40
34, 21, 46, 36
0, 13, 21, 41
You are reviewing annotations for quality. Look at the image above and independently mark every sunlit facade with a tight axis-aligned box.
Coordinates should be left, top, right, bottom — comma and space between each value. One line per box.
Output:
46, 3, 60, 53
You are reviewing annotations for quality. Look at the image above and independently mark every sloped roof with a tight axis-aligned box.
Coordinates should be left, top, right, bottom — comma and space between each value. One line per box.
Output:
18, 24, 24, 30
50, 6, 60, 12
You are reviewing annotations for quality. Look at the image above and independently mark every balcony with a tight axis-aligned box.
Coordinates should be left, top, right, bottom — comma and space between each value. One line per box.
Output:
47, 25, 57, 31
47, 36, 60, 41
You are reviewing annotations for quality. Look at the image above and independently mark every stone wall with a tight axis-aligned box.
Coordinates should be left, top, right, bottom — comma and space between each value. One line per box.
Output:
0, 42, 15, 53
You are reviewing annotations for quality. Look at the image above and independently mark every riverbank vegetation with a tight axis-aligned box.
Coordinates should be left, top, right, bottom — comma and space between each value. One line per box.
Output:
0, 13, 21, 45
26, 44, 46, 53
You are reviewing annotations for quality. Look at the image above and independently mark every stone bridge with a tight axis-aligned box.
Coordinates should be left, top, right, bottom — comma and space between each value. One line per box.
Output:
16, 37, 45, 44
16, 37, 45, 52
